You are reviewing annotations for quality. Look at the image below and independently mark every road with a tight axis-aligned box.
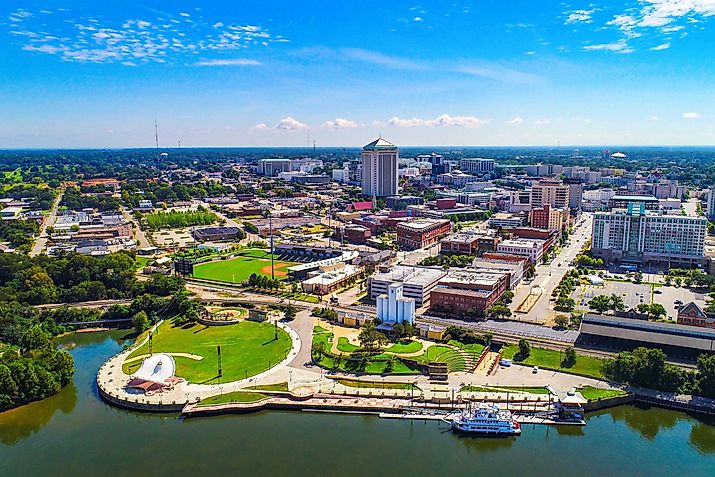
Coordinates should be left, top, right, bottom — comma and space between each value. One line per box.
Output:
34, 298, 133, 310
30, 188, 64, 257
510, 212, 593, 324
122, 207, 151, 249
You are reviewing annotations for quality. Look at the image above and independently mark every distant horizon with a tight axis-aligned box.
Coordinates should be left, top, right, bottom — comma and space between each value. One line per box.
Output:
3, 144, 715, 152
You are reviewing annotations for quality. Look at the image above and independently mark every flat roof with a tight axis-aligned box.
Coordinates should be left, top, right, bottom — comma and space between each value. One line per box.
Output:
582, 314, 715, 340
610, 195, 659, 202
398, 219, 450, 230
372, 265, 447, 287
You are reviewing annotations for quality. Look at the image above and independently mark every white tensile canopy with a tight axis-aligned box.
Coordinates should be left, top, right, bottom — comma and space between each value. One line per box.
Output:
131, 353, 176, 384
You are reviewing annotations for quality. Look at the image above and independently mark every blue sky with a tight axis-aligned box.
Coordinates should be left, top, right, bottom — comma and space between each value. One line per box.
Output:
1, 1, 714, 148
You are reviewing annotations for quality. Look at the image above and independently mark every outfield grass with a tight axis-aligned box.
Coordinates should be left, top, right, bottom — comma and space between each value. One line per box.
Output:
385, 340, 423, 354
578, 386, 628, 401
193, 255, 298, 283
123, 320, 292, 384
198, 391, 268, 406
501, 345, 606, 379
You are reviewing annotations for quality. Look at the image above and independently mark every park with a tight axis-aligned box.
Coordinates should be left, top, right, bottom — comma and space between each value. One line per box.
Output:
122, 319, 293, 384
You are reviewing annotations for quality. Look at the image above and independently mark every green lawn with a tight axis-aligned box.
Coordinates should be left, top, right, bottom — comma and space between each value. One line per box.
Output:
333, 378, 419, 390
413, 345, 466, 372
501, 345, 606, 379
578, 386, 628, 401
193, 255, 298, 283
312, 331, 420, 375
448, 340, 485, 357
135, 256, 152, 269
123, 320, 292, 384
198, 391, 268, 406
248, 382, 289, 392
337, 337, 360, 353
385, 340, 423, 354
461, 385, 550, 395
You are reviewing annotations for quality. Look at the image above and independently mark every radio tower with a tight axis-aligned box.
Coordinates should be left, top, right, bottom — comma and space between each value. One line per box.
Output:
154, 119, 160, 164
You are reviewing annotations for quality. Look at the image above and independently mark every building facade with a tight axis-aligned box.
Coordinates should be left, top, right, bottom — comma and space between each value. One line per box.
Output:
376, 283, 416, 325
530, 205, 569, 232
396, 219, 452, 250
459, 158, 495, 175
591, 203, 707, 267
361, 138, 399, 197
530, 179, 570, 209
257, 158, 292, 177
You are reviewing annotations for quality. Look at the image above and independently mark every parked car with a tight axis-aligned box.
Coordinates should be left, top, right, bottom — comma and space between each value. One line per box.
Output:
532, 366, 539, 374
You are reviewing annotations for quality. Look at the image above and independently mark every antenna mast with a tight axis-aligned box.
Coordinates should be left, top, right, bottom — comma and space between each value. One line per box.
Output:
154, 119, 160, 162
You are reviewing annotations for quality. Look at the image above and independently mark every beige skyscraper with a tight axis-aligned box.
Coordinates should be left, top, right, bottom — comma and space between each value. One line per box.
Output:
361, 137, 398, 197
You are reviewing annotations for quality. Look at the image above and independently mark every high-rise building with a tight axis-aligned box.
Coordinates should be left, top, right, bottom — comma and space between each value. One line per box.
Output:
563, 177, 584, 212
361, 137, 399, 197
459, 158, 495, 174
707, 189, 715, 220
530, 179, 570, 209
257, 158, 292, 176
591, 203, 707, 268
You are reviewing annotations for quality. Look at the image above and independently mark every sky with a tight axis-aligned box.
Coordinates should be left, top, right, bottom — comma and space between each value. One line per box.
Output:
0, 1, 714, 148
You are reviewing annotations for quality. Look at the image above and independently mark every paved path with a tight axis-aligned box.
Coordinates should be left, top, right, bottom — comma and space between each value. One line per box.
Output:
122, 207, 151, 249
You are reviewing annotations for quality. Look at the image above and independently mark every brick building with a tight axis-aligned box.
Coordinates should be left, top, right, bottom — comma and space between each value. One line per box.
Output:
430, 270, 509, 319
396, 219, 452, 250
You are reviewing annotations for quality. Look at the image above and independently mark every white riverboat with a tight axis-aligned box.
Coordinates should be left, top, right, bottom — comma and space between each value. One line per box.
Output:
451, 403, 521, 436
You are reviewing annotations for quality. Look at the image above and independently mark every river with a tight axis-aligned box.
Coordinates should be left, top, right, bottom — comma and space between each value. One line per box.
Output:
1, 331, 715, 477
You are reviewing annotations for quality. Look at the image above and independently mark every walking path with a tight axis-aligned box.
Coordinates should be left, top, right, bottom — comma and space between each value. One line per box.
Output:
30, 188, 64, 257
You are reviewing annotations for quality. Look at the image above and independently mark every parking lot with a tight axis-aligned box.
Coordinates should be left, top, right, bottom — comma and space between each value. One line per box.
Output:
572, 279, 709, 321
573, 281, 652, 311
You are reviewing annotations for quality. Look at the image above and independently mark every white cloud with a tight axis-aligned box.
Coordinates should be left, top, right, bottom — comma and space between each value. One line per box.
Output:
565, 9, 595, 24
7, 8, 285, 65
683, 112, 702, 119
179, 12, 191, 17
194, 59, 262, 66
253, 123, 268, 130
509, 117, 525, 125
649, 116, 660, 121
388, 114, 490, 128
583, 39, 635, 54
650, 42, 671, 50
321, 118, 357, 129
276, 117, 309, 130
534, 119, 551, 125
413, 16, 423, 22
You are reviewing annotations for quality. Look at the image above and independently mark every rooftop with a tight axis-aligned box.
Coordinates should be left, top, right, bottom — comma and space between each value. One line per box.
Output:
397, 219, 450, 231
363, 137, 397, 151
372, 265, 447, 286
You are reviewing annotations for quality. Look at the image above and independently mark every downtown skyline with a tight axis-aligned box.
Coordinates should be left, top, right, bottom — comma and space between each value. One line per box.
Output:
1, 1, 714, 148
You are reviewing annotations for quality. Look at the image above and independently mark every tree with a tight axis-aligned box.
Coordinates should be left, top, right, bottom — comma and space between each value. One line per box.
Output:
20, 325, 50, 353
0, 364, 18, 411
554, 315, 570, 330
358, 321, 388, 352
132, 311, 150, 335
515, 339, 531, 361
610, 294, 625, 312
311, 341, 327, 361
501, 290, 515, 304
633, 272, 643, 284
697, 354, 715, 399
486, 304, 512, 320
648, 303, 667, 321
588, 295, 612, 314
562, 347, 577, 368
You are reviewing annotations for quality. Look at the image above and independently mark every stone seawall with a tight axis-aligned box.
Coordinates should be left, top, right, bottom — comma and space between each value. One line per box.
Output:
582, 394, 635, 413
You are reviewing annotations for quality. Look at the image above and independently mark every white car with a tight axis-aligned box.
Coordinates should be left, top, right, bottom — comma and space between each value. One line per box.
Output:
532, 366, 539, 374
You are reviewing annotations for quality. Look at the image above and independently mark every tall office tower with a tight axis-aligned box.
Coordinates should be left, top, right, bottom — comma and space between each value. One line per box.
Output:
530, 179, 570, 209
361, 137, 399, 197
563, 177, 584, 212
